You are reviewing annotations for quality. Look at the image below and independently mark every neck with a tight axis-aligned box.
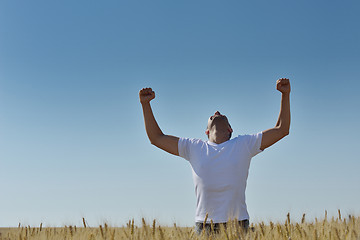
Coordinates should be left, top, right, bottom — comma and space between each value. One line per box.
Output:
208, 130, 229, 144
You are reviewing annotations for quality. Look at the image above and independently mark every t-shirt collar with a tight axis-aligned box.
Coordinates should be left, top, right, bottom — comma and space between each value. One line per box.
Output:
207, 140, 229, 146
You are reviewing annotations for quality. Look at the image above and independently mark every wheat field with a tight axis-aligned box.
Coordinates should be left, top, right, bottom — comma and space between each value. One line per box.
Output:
0, 211, 359, 240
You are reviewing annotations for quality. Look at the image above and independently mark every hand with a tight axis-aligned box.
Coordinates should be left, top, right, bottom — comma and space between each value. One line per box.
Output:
276, 78, 291, 94
139, 87, 155, 104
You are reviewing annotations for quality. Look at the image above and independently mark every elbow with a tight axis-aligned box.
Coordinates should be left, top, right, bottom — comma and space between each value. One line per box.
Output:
276, 122, 290, 137
149, 134, 164, 146
149, 139, 157, 145
277, 127, 289, 138
282, 129, 290, 137
149, 138, 159, 146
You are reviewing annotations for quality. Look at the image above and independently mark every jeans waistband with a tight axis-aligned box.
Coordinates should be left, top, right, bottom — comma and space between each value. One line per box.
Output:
195, 219, 249, 234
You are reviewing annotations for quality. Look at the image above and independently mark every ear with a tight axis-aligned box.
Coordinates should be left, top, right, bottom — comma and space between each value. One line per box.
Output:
228, 127, 233, 133
205, 129, 209, 135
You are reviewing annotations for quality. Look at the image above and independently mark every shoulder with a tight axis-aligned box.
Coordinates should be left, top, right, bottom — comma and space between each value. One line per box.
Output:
178, 137, 207, 160
233, 133, 263, 156
232, 132, 263, 144
231, 134, 248, 142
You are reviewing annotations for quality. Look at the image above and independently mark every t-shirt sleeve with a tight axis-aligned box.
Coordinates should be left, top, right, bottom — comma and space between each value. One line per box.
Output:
244, 132, 263, 157
178, 137, 197, 161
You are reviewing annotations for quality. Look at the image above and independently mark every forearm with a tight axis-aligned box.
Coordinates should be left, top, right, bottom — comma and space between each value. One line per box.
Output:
275, 93, 290, 134
141, 102, 164, 144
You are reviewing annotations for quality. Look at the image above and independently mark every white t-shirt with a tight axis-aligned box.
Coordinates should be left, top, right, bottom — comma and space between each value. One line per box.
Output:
178, 132, 263, 223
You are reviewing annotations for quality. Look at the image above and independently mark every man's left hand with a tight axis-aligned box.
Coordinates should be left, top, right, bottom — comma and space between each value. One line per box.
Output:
276, 78, 291, 94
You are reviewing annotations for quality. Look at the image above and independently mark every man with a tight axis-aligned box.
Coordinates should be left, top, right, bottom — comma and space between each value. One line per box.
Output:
139, 78, 291, 234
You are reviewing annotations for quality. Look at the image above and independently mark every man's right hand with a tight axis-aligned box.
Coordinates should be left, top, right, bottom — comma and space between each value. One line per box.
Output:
139, 88, 155, 104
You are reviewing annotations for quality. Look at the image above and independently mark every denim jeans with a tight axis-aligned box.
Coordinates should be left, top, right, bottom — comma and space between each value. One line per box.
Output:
195, 219, 249, 235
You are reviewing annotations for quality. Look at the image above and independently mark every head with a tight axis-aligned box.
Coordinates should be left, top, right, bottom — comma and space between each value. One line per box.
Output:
205, 111, 233, 142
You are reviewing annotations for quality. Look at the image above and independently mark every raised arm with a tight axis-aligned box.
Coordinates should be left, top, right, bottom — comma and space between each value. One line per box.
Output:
139, 88, 179, 156
260, 78, 291, 151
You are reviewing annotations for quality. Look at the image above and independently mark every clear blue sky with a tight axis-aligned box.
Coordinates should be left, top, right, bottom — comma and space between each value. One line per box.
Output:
0, 0, 359, 227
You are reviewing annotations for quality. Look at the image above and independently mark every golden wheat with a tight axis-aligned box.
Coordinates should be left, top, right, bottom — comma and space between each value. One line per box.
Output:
0, 212, 359, 240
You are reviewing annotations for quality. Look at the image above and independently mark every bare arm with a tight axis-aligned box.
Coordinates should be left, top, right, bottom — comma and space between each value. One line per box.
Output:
260, 78, 291, 150
139, 88, 179, 156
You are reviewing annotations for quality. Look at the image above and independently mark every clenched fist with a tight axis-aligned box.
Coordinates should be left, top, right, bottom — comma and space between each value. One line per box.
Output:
276, 78, 291, 94
139, 88, 155, 104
